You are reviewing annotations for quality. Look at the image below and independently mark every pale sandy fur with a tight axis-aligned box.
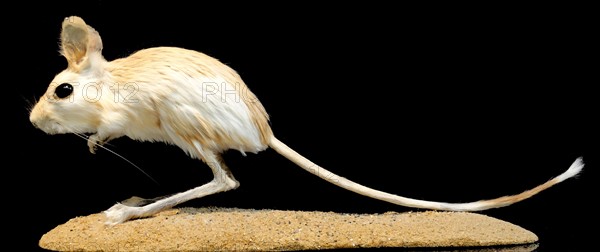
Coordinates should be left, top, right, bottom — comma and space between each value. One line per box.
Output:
106, 47, 273, 156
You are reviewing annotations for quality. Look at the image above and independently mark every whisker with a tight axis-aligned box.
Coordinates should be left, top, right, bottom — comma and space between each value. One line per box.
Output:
73, 133, 159, 185
23, 95, 37, 113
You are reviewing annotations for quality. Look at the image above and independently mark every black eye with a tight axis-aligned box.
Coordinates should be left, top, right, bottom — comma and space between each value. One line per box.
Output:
55, 83, 73, 99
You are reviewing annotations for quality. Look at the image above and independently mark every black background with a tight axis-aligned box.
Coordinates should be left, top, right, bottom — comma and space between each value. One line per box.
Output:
6, 1, 595, 251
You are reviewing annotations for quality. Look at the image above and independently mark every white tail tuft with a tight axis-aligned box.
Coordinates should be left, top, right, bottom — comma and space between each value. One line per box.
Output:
555, 157, 584, 183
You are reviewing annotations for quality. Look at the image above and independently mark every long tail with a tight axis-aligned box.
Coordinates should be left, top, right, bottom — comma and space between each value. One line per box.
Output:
269, 135, 583, 211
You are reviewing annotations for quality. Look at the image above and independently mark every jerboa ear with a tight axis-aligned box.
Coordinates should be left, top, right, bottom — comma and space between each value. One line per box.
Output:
60, 16, 103, 71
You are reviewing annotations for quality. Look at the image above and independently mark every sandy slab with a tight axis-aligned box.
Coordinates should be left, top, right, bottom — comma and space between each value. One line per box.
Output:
40, 207, 537, 251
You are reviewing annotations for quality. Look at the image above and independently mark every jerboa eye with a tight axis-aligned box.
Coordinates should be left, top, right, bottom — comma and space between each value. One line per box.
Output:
55, 83, 73, 99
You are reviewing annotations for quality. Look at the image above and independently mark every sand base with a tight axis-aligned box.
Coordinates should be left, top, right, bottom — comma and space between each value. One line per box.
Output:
40, 207, 538, 251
